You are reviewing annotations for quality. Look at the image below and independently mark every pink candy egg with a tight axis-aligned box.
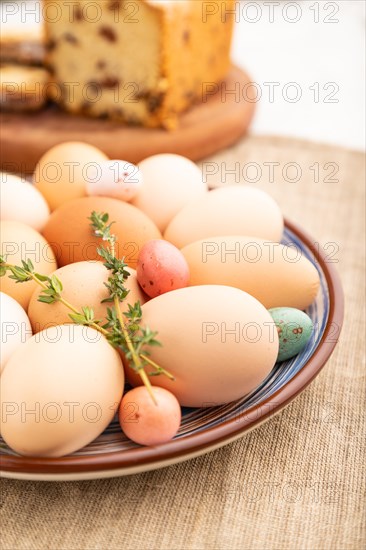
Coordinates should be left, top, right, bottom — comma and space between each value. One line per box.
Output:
86, 160, 142, 202
119, 386, 181, 446
137, 239, 190, 298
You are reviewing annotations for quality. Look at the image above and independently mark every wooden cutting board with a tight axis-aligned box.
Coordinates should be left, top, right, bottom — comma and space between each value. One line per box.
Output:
0, 66, 255, 174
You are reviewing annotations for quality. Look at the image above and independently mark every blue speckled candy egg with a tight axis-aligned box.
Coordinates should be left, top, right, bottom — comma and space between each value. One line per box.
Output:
269, 307, 313, 362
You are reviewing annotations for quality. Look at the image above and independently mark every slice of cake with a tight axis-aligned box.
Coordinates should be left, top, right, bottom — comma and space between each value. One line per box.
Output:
44, 0, 235, 128
0, 13, 45, 65
0, 64, 50, 111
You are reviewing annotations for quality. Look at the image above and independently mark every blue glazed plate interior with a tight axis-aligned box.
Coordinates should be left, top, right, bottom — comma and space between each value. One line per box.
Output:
0, 227, 329, 458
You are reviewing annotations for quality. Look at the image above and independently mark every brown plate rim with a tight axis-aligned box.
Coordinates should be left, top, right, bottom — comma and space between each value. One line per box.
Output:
0, 218, 344, 476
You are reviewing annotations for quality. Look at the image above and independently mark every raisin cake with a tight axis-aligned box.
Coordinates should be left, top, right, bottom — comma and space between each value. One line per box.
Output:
0, 17, 45, 66
0, 65, 50, 111
44, 0, 235, 128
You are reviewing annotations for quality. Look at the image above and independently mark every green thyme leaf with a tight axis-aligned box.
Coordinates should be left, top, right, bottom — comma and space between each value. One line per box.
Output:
69, 313, 89, 325
38, 295, 57, 304
34, 273, 50, 282
50, 275, 63, 294
89, 211, 117, 246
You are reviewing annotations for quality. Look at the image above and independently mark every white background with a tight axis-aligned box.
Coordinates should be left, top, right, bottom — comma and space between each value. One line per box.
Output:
2, 0, 365, 151
232, 0, 365, 150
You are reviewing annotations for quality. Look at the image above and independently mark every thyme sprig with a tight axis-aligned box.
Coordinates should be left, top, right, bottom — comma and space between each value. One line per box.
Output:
1, 212, 174, 405
89, 211, 116, 246
0, 256, 106, 335
89, 212, 172, 403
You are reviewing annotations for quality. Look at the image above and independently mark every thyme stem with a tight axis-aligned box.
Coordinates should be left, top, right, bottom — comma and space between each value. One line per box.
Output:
140, 354, 175, 381
3, 264, 108, 337
109, 242, 157, 405
29, 272, 108, 336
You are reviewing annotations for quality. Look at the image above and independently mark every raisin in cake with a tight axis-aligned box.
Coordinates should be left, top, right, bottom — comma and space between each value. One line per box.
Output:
44, 0, 234, 128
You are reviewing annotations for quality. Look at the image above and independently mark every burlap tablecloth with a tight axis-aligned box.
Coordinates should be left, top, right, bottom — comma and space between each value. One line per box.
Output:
1, 136, 365, 550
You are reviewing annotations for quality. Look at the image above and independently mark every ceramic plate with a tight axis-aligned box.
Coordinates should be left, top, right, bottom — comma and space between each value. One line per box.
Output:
0, 219, 344, 481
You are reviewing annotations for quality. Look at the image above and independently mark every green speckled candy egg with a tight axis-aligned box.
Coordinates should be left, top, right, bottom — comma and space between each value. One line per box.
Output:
269, 307, 313, 362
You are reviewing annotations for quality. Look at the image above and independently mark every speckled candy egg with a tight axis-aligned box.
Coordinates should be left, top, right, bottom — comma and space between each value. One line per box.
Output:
269, 307, 313, 362
137, 240, 190, 298
86, 160, 143, 202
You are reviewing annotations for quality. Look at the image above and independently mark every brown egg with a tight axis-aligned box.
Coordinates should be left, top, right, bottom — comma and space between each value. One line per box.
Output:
133, 154, 207, 232
28, 261, 148, 333
125, 285, 279, 407
181, 236, 320, 310
164, 185, 284, 248
0, 221, 57, 310
42, 196, 162, 268
33, 141, 108, 211
0, 325, 124, 458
